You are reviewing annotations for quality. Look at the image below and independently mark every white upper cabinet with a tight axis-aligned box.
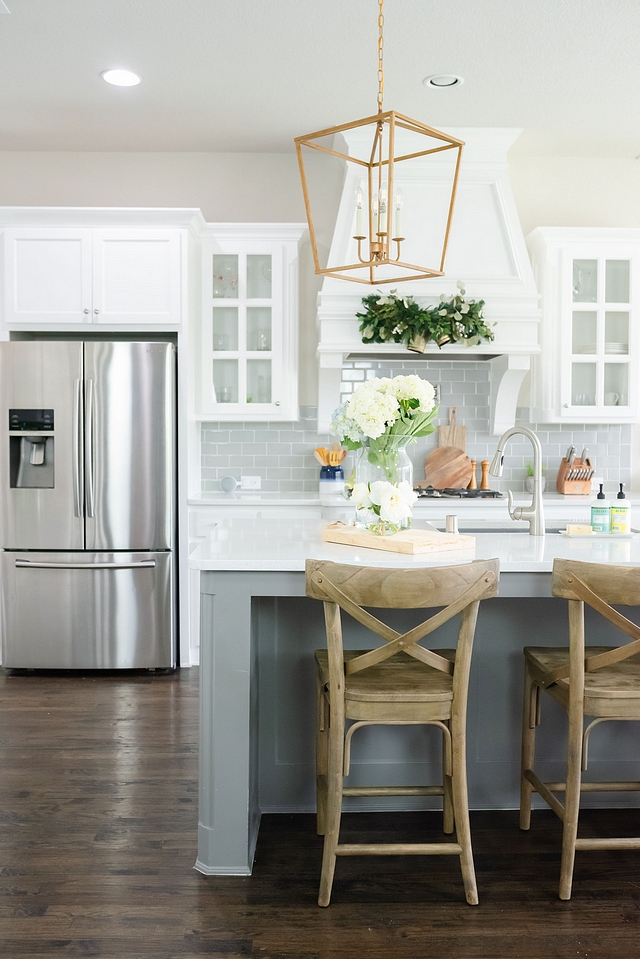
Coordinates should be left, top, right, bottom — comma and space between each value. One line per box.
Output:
91, 230, 182, 324
528, 228, 640, 423
3, 221, 188, 328
4, 229, 92, 325
196, 225, 305, 422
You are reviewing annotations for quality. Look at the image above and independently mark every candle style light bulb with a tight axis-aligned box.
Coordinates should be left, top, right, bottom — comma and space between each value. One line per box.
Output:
378, 186, 388, 235
394, 189, 403, 239
354, 184, 365, 238
371, 193, 379, 238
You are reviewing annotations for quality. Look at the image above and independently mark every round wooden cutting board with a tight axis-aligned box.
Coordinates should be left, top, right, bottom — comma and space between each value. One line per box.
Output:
420, 446, 474, 490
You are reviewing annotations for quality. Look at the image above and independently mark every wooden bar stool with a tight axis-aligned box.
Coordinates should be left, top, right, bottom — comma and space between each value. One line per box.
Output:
306, 557, 499, 907
521, 558, 640, 900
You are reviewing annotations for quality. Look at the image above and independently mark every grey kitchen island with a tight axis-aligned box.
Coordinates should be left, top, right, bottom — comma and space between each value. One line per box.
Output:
189, 514, 640, 875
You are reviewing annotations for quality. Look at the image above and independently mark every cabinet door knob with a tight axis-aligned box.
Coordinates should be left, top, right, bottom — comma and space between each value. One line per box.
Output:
84, 308, 89, 314
564, 403, 569, 408
94, 309, 100, 314
275, 401, 280, 406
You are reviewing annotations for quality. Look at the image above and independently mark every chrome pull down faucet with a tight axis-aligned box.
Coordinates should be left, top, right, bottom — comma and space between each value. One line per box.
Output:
490, 426, 546, 535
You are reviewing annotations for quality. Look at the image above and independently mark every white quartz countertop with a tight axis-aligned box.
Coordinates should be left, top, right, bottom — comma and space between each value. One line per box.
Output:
189, 516, 640, 573
189, 490, 640, 510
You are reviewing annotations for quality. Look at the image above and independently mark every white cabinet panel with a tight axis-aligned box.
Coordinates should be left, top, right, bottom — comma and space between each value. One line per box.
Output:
4, 226, 183, 328
92, 230, 181, 324
4, 229, 92, 324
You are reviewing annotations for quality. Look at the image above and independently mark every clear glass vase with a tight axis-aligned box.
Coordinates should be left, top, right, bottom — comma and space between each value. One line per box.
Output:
354, 442, 414, 534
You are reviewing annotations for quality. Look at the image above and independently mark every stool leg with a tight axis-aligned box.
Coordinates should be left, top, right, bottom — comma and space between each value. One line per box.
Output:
559, 699, 583, 900
520, 660, 539, 830
316, 675, 328, 836
451, 712, 478, 905
442, 722, 454, 834
318, 708, 345, 907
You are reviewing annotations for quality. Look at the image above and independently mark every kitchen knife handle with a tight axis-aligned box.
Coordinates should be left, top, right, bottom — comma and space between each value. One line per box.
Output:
72, 379, 84, 518
85, 379, 95, 518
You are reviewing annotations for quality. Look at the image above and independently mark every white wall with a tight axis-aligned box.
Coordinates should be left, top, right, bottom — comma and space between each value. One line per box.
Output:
1, 148, 639, 481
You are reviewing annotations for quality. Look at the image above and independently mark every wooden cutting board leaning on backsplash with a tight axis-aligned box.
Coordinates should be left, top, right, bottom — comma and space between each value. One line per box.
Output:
438, 407, 466, 451
417, 446, 474, 490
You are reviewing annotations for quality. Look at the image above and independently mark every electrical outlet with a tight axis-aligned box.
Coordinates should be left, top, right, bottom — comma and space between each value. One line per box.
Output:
240, 475, 261, 490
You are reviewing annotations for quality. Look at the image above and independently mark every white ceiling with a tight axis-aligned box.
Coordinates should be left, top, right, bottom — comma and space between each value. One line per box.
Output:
0, 0, 638, 156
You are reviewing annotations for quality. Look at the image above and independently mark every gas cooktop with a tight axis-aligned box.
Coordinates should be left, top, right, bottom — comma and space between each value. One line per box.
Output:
414, 487, 504, 499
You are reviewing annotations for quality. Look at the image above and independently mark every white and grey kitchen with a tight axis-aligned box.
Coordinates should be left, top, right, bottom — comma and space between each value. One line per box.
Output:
3, 2, 640, 957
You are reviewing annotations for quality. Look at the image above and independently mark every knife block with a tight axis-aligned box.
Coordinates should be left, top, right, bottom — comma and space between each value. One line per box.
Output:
556, 457, 593, 495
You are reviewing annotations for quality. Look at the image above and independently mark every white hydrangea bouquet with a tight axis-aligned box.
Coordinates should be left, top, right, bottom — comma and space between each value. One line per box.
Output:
330, 374, 438, 533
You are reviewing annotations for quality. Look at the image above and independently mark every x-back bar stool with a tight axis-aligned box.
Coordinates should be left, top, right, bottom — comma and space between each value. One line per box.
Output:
521, 558, 640, 899
306, 557, 499, 907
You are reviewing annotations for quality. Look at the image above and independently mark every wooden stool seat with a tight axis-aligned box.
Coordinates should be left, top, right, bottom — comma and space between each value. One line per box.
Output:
315, 648, 457, 722
307, 558, 499, 907
525, 646, 640, 712
520, 559, 640, 900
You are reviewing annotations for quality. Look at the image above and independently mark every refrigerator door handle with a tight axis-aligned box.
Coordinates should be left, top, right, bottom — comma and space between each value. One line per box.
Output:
72, 378, 84, 517
15, 559, 157, 570
85, 378, 95, 518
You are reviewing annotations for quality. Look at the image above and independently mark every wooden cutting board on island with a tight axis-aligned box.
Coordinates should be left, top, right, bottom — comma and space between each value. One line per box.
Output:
322, 523, 475, 554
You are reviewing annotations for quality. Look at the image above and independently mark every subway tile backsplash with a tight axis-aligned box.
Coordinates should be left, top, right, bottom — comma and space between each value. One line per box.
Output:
201, 359, 631, 493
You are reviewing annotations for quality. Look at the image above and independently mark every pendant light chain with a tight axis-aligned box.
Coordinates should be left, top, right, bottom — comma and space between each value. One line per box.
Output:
377, 0, 385, 113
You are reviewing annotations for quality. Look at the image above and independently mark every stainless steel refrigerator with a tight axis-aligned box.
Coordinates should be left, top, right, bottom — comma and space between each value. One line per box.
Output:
0, 341, 176, 669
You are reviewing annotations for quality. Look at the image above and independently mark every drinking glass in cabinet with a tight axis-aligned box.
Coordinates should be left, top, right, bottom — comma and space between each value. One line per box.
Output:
571, 363, 596, 405
212, 359, 238, 404
247, 255, 272, 298
212, 255, 239, 298
246, 307, 272, 351
572, 311, 597, 354
605, 260, 630, 303
604, 363, 628, 406
572, 259, 597, 302
211, 308, 239, 351
605, 312, 629, 354
246, 359, 271, 404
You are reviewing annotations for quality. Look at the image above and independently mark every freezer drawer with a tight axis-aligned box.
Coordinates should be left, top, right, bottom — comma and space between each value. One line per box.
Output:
1, 551, 174, 669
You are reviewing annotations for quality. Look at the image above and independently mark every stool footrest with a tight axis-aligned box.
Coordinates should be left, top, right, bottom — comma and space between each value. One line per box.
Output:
545, 781, 640, 793
342, 785, 444, 797
575, 838, 640, 850
335, 842, 462, 856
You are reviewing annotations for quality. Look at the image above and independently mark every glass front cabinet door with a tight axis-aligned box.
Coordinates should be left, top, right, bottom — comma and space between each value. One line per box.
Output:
528, 229, 640, 423
197, 227, 305, 421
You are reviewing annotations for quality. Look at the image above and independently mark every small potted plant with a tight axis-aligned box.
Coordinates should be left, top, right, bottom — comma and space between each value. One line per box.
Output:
525, 462, 547, 493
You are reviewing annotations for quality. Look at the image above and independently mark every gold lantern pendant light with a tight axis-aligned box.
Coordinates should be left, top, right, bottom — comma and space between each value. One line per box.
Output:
295, 0, 464, 285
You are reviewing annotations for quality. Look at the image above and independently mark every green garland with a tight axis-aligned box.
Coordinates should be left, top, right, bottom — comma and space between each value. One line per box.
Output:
356, 284, 494, 350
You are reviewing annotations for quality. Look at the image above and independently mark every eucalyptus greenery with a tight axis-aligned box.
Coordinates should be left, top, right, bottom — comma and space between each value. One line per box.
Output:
356, 282, 494, 350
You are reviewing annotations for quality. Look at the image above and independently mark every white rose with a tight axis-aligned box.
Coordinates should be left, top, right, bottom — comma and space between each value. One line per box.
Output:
397, 481, 418, 507
351, 482, 372, 508
379, 485, 412, 525
367, 481, 389, 507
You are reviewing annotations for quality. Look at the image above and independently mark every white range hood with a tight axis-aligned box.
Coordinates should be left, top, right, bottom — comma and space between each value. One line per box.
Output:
316, 128, 540, 433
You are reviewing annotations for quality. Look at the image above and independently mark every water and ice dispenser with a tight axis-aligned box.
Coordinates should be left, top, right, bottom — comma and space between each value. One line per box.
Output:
9, 409, 55, 488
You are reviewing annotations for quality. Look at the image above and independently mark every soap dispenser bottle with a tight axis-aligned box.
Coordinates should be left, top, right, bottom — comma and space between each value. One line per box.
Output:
610, 483, 631, 534
590, 483, 610, 532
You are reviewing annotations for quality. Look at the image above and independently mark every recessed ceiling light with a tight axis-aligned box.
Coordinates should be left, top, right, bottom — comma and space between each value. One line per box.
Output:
423, 74, 464, 89
101, 69, 141, 87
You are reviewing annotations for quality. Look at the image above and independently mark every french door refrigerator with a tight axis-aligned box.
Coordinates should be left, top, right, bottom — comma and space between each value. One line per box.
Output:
0, 341, 176, 669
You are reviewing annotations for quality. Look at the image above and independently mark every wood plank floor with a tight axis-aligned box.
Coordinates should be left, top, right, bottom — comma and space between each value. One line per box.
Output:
2, 667, 640, 958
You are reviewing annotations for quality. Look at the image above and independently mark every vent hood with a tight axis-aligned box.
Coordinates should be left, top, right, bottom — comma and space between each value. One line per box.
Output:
316, 129, 540, 433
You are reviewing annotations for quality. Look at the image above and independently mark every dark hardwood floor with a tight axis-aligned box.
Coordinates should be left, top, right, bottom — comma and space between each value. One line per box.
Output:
2, 666, 640, 958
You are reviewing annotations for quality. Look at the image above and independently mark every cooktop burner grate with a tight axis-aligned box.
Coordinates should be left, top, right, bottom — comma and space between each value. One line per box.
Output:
414, 487, 504, 499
